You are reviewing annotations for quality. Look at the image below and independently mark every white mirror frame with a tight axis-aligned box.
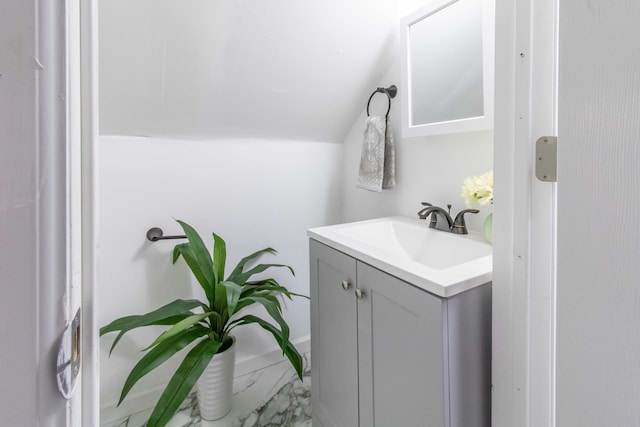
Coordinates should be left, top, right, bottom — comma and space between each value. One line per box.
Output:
400, 0, 495, 137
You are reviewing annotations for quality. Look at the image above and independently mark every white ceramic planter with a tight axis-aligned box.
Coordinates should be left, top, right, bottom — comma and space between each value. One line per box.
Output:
197, 337, 236, 421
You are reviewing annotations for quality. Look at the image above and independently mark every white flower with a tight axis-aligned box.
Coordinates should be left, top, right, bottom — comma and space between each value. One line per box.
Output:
461, 170, 493, 208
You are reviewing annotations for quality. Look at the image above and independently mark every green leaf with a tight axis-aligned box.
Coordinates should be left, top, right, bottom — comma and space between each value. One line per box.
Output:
100, 299, 202, 355
213, 280, 228, 316
231, 314, 303, 379
247, 293, 283, 313
146, 339, 222, 427
232, 263, 295, 285
230, 280, 308, 320
206, 310, 223, 338
205, 310, 222, 324
231, 298, 255, 315
212, 233, 226, 285
143, 312, 212, 351
118, 325, 209, 405
176, 221, 214, 279
227, 247, 277, 282
221, 280, 243, 317
175, 220, 216, 303
173, 243, 214, 304
108, 316, 191, 357
241, 278, 282, 297
172, 244, 183, 264
100, 300, 202, 336
248, 296, 289, 348
242, 278, 308, 300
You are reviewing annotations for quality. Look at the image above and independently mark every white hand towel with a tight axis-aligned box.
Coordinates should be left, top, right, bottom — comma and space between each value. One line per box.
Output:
357, 116, 395, 192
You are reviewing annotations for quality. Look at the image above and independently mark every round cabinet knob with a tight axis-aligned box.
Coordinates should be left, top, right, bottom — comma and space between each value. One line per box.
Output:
341, 280, 350, 290
355, 288, 365, 299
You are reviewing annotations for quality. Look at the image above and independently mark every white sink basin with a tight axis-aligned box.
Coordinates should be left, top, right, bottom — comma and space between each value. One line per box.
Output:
308, 216, 492, 297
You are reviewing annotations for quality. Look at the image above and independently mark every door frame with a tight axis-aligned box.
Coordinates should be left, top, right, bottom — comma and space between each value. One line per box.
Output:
73, 0, 560, 425
493, 0, 558, 426
79, 0, 100, 424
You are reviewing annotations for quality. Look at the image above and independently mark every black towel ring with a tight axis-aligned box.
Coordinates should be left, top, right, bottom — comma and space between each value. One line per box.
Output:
366, 85, 398, 118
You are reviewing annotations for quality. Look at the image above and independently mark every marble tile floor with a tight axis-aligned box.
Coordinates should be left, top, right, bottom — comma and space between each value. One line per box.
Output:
102, 353, 311, 427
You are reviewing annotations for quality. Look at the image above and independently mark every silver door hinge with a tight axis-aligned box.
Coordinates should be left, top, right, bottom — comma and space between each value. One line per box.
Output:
535, 136, 557, 182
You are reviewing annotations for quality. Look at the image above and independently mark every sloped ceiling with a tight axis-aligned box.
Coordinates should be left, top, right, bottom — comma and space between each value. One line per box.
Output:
99, 0, 427, 142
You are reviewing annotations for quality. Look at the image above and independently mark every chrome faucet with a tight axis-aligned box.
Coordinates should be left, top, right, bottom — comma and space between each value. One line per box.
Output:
417, 202, 479, 235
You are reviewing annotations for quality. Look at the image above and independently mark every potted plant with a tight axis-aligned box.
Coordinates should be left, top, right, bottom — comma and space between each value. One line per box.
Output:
101, 220, 306, 427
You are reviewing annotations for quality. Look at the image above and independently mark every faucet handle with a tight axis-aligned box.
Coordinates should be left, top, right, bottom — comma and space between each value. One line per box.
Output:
456, 208, 480, 215
452, 209, 480, 234
418, 202, 433, 219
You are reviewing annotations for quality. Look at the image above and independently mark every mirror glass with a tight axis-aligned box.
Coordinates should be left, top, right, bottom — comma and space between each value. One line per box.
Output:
410, 0, 483, 125
401, 0, 494, 137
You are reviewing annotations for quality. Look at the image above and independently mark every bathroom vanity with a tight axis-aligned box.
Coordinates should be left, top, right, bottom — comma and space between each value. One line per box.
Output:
308, 217, 492, 427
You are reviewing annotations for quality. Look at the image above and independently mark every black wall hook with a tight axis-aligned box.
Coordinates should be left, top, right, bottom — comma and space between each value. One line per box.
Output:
146, 227, 187, 242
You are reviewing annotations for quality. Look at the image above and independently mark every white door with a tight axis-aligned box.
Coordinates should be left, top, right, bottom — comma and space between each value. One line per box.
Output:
0, 0, 97, 425
556, 1, 640, 425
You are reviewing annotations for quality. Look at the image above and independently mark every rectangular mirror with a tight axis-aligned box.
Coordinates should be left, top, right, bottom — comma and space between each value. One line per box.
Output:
400, 0, 494, 137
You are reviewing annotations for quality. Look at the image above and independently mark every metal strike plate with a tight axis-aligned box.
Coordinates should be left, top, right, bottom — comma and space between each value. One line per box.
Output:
535, 136, 557, 182
57, 308, 81, 400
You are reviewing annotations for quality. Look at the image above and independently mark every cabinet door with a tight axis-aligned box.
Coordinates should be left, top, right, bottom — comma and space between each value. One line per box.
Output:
357, 262, 447, 427
310, 240, 359, 427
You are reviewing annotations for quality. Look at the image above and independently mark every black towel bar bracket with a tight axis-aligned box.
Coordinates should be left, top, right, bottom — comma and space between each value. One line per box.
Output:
366, 85, 397, 118
146, 227, 187, 242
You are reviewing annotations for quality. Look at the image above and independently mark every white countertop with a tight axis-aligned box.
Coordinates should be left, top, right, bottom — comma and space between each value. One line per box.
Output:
307, 216, 492, 298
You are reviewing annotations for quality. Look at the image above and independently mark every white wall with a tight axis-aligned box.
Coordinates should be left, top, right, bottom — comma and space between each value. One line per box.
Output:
342, 61, 494, 230
98, 136, 342, 412
99, 0, 427, 142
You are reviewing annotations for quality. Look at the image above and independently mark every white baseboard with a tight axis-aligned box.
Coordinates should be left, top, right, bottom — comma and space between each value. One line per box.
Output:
100, 335, 310, 425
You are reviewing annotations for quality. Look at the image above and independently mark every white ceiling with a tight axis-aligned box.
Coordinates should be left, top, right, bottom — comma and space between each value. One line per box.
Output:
99, 0, 427, 142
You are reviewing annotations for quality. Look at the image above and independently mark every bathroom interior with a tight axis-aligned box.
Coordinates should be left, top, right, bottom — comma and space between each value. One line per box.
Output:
98, 0, 495, 425
6, 0, 640, 425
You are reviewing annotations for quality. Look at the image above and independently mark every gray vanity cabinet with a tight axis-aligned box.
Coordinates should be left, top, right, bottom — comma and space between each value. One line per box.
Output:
310, 239, 491, 427
309, 239, 359, 427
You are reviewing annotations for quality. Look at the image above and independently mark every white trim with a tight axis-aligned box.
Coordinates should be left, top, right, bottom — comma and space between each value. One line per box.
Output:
67, 0, 83, 423
80, 0, 100, 425
99, 336, 311, 425
528, 0, 558, 425
38, 0, 72, 421
493, 0, 557, 425
491, 0, 519, 424
400, 0, 495, 137
36, 0, 73, 424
